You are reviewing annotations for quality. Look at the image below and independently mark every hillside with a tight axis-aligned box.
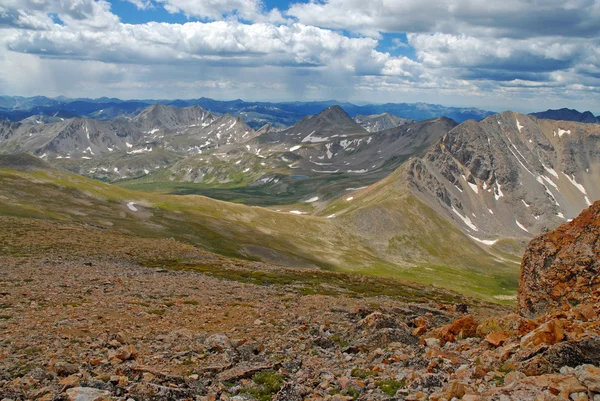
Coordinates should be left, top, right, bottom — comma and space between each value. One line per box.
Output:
0, 157, 518, 301
332, 112, 600, 241
2, 185, 600, 401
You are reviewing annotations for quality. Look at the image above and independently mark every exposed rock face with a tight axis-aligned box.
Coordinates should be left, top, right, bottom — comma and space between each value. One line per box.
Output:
518, 201, 600, 318
405, 111, 600, 238
353, 113, 414, 132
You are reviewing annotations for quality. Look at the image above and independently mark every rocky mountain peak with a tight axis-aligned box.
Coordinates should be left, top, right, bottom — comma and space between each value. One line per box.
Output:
518, 201, 600, 318
353, 113, 414, 132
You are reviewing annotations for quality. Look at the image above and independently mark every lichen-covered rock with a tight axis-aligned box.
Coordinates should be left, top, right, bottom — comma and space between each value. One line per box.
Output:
518, 201, 600, 318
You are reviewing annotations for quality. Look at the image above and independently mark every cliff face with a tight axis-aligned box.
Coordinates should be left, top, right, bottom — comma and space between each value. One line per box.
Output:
518, 201, 600, 318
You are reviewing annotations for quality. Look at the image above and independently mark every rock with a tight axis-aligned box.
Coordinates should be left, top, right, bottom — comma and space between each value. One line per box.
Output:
476, 314, 536, 337
53, 362, 79, 377
216, 363, 276, 382
443, 380, 466, 399
573, 304, 597, 322
356, 312, 397, 332
65, 387, 111, 401
59, 375, 81, 389
574, 365, 600, 392
313, 336, 335, 349
518, 201, 600, 318
438, 316, 479, 342
520, 319, 564, 348
206, 334, 233, 352
274, 382, 303, 401
108, 345, 137, 361
504, 371, 526, 385
360, 327, 418, 350
485, 331, 509, 347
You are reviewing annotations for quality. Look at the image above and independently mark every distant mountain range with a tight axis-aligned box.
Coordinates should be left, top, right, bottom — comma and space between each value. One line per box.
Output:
529, 108, 600, 123
0, 95, 495, 127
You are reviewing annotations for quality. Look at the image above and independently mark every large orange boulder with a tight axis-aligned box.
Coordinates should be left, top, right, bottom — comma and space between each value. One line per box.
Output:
518, 201, 600, 318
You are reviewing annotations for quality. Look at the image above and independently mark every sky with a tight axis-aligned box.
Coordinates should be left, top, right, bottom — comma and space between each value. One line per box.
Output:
0, 0, 599, 113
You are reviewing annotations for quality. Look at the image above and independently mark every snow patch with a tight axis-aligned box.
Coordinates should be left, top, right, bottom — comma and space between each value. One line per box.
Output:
128, 146, 153, 155
451, 206, 479, 231
494, 184, 504, 200
326, 214, 336, 219
305, 196, 319, 203
289, 210, 306, 215
468, 235, 498, 246
126, 142, 133, 148
346, 197, 354, 201
289, 145, 301, 152
542, 164, 559, 179
127, 202, 138, 212
516, 119, 523, 132
521, 199, 530, 208
302, 131, 328, 143
563, 173, 592, 206
557, 128, 571, 137
347, 169, 368, 173
325, 143, 333, 159
515, 220, 529, 233
467, 181, 479, 194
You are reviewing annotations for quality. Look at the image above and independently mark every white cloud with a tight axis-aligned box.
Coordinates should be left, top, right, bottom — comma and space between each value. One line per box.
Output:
287, 0, 600, 39
155, 0, 286, 23
123, 0, 154, 10
4, 19, 411, 77
0, 0, 599, 112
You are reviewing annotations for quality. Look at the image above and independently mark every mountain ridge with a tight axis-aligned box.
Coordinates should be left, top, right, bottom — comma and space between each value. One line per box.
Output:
0, 95, 495, 126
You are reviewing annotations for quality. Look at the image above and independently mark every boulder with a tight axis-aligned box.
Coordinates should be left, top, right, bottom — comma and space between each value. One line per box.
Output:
65, 387, 111, 401
518, 201, 600, 318
438, 315, 479, 342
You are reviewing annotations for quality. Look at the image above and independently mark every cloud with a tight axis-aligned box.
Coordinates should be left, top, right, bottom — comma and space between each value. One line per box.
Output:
4, 18, 418, 78
0, 0, 599, 112
155, 0, 286, 23
287, 0, 600, 39
0, 0, 119, 30
122, 0, 154, 10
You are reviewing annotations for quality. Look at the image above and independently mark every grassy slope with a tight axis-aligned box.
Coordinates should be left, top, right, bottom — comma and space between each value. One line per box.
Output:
0, 166, 518, 302
319, 165, 521, 301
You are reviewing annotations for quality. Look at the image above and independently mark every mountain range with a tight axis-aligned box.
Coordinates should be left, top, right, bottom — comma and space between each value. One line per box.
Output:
0, 100, 599, 302
0, 95, 494, 127
529, 108, 600, 123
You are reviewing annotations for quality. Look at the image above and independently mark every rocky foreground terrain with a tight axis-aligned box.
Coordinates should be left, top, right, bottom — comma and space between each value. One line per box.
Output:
1, 202, 600, 401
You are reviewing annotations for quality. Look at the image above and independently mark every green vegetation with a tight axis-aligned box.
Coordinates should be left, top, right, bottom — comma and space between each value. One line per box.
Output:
376, 379, 406, 396
0, 166, 520, 303
241, 370, 286, 401
351, 368, 377, 379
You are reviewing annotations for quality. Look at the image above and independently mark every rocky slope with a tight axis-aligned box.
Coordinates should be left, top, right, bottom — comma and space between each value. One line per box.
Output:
123, 107, 457, 208
399, 111, 600, 239
353, 113, 414, 132
0, 104, 256, 181
2, 202, 600, 401
518, 201, 600, 318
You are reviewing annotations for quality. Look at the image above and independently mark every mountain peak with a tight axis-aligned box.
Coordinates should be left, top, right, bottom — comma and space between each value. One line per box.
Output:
529, 108, 599, 123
